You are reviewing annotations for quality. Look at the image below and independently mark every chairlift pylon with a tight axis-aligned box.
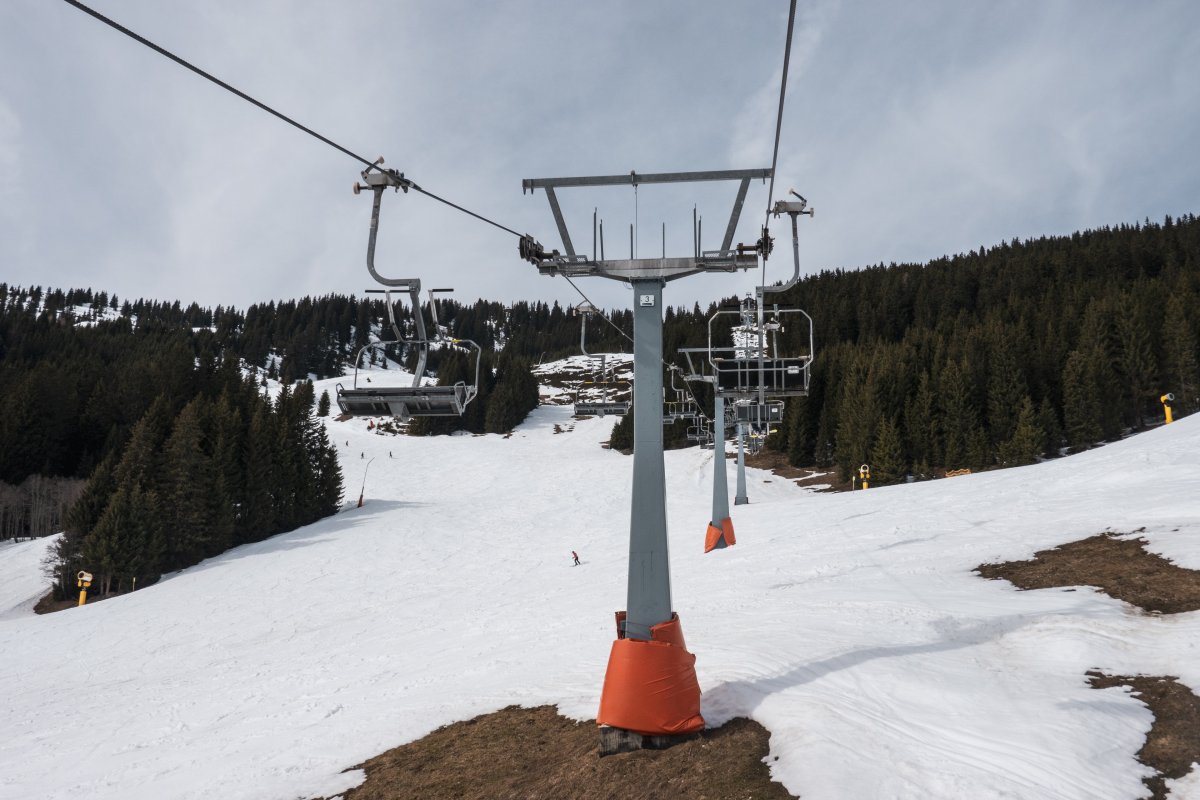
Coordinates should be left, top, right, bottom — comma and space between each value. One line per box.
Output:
335, 163, 482, 421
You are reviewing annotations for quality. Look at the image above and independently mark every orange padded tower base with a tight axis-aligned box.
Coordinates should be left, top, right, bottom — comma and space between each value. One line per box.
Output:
704, 517, 736, 553
596, 612, 704, 736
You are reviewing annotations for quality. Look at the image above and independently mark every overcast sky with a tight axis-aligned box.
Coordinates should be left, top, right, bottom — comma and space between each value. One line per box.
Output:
2, 1, 1198, 314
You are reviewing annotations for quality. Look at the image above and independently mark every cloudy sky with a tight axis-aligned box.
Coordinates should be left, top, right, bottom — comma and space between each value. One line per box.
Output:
2, 1, 1198, 313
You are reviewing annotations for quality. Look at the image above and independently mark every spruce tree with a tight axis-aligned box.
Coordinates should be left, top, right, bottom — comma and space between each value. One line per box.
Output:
939, 360, 977, 469
870, 416, 906, 484
163, 399, 231, 566
1161, 294, 1199, 412
1116, 311, 1157, 429
903, 370, 937, 478
241, 404, 278, 542
1062, 350, 1102, 451
987, 340, 1027, 445
999, 396, 1042, 467
833, 358, 877, 482
317, 390, 331, 417
1036, 396, 1064, 458
311, 422, 344, 516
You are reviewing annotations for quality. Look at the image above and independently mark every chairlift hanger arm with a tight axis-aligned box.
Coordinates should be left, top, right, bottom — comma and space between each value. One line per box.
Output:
761, 193, 814, 295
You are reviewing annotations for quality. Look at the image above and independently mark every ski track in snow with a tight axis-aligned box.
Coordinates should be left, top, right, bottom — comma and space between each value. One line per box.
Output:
1, 369, 1198, 799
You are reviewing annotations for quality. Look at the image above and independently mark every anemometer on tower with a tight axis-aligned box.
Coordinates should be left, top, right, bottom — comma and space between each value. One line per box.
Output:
335, 161, 483, 421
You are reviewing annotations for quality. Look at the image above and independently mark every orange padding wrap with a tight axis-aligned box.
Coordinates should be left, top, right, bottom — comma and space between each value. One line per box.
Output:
596, 613, 705, 736
704, 517, 736, 553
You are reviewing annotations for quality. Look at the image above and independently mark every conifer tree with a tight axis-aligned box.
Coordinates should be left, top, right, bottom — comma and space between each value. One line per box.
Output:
1062, 350, 1102, 451
311, 422, 344, 516
1116, 311, 1157, 429
163, 399, 231, 566
939, 360, 976, 469
1036, 396, 1063, 458
1161, 294, 1199, 412
903, 370, 937, 478
241, 404, 278, 543
80, 485, 125, 595
317, 390, 331, 417
987, 339, 1027, 445
998, 396, 1042, 466
870, 416, 906, 484
833, 358, 878, 482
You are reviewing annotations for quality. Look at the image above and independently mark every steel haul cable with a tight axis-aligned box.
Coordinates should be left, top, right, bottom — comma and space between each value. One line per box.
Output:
60, 0, 527, 241
762, 0, 799, 290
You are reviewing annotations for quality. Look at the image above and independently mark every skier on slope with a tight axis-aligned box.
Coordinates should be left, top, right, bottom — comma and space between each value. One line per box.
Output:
572, 551, 581, 566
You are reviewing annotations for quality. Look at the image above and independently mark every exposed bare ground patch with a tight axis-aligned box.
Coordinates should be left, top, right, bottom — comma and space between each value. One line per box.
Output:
979, 533, 1200, 795
1086, 673, 1200, 799
742, 450, 839, 492
35, 588, 131, 615
319, 705, 795, 800
976, 531, 1200, 614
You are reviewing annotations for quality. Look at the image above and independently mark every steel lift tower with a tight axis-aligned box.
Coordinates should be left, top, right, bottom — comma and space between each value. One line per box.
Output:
521, 168, 769, 753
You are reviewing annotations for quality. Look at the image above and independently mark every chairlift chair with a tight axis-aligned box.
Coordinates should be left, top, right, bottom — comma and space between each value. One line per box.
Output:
571, 302, 631, 418
709, 296, 813, 399
335, 165, 482, 421
661, 365, 701, 424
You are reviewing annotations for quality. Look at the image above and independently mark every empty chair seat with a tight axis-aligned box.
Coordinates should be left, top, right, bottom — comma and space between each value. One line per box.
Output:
336, 384, 470, 421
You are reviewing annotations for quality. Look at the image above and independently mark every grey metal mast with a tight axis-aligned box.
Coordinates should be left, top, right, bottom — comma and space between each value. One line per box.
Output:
711, 392, 733, 538
735, 422, 749, 505
521, 167, 767, 748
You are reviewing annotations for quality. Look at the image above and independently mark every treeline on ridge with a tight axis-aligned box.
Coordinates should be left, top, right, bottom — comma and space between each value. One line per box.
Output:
762, 213, 1200, 483
4, 210, 1200, 562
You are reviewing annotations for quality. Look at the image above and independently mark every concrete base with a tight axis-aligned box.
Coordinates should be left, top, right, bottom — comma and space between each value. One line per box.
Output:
734, 497, 750, 505
599, 725, 692, 756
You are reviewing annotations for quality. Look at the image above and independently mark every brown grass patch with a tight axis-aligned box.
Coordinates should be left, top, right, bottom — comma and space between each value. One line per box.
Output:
741, 450, 840, 492
321, 705, 795, 800
976, 532, 1200, 614
34, 588, 130, 615
1086, 673, 1200, 799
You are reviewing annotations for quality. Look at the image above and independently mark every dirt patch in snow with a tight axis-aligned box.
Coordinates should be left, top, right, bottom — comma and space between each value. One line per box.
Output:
1086, 673, 1200, 799
320, 705, 795, 800
975, 532, 1200, 614
979, 534, 1200, 796
34, 589, 131, 615
742, 450, 840, 492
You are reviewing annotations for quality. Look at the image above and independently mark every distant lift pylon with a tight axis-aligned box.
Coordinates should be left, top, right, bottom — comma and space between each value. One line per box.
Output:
335, 163, 482, 421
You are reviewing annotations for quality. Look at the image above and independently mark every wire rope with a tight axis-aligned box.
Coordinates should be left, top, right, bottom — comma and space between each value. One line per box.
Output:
764, 0, 798, 223
60, 0, 527, 241
761, 0, 798, 291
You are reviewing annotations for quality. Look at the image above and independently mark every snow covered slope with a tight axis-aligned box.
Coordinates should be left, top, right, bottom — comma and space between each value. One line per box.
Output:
0, 535, 57, 620
1, 399, 1198, 800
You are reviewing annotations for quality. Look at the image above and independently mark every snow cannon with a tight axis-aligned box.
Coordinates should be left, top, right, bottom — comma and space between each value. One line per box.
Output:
1161, 393, 1175, 424
76, 571, 93, 607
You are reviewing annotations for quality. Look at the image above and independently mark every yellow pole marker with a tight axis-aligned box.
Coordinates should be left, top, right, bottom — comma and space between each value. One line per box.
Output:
1161, 393, 1175, 424
76, 570, 93, 607
859, 464, 870, 490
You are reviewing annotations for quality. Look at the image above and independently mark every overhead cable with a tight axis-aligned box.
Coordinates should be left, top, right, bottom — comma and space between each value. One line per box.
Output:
764, 0, 798, 223
60, 0, 526, 240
